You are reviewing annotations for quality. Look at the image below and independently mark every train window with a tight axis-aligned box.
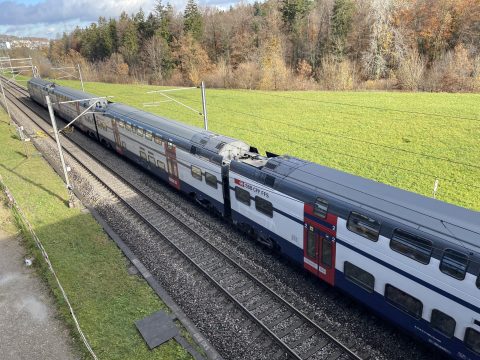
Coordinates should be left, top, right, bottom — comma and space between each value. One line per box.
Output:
139, 151, 147, 160
255, 197, 273, 217
440, 249, 469, 280
314, 198, 328, 218
235, 187, 251, 206
145, 130, 153, 141
205, 172, 218, 189
347, 212, 380, 241
430, 309, 456, 338
321, 237, 332, 267
148, 155, 155, 165
344, 262, 374, 292
465, 328, 480, 355
307, 227, 316, 258
118, 120, 125, 128
154, 134, 162, 145
126, 122, 132, 132
136, 127, 144, 137
191, 166, 202, 181
390, 229, 432, 264
157, 160, 165, 170
385, 284, 423, 319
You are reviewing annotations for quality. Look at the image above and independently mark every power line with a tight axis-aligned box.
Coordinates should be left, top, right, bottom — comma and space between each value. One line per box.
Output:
228, 89, 480, 123
223, 122, 480, 192
44, 81, 480, 206
189, 93, 480, 172
164, 92, 480, 192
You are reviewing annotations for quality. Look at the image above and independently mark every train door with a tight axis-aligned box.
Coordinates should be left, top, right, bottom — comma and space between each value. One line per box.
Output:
165, 142, 180, 190
303, 202, 337, 286
111, 119, 123, 154
304, 225, 335, 285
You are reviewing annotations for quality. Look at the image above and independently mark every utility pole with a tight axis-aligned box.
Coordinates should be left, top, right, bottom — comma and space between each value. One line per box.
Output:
46, 95, 74, 208
77, 64, 85, 92
201, 81, 208, 131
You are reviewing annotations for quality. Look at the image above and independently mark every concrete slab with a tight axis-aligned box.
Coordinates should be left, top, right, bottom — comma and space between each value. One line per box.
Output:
0, 228, 78, 360
135, 310, 179, 349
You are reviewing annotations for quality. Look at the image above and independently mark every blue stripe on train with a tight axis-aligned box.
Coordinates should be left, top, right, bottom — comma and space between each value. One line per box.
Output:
101, 136, 226, 216
335, 270, 479, 360
336, 238, 480, 315
231, 209, 304, 264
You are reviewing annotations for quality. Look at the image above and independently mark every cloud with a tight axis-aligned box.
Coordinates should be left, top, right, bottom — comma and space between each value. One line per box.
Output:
0, 0, 157, 26
0, 0, 248, 38
0, 20, 92, 38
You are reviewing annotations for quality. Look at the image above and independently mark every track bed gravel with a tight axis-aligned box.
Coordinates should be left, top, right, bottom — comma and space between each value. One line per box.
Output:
2, 86, 449, 360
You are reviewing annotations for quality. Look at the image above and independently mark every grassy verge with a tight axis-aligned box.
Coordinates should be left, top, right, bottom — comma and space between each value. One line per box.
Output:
0, 108, 192, 359
33, 78, 479, 211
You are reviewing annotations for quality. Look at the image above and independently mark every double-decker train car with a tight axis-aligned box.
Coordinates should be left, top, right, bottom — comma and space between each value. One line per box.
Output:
28, 78, 250, 216
27, 78, 480, 360
230, 153, 480, 360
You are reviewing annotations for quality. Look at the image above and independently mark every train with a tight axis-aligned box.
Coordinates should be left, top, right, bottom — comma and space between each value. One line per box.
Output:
27, 77, 480, 360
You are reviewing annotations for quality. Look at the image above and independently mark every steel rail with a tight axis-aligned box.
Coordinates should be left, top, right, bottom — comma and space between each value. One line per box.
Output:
3, 77, 363, 360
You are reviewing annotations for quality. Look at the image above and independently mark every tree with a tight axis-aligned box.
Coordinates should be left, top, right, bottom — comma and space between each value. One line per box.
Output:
280, 0, 313, 67
174, 34, 211, 84
280, 0, 312, 32
330, 0, 355, 57
259, 35, 289, 90
155, 1, 175, 43
120, 21, 139, 66
362, 0, 398, 79
143, 35, 173, 81
184, 0, 203, 41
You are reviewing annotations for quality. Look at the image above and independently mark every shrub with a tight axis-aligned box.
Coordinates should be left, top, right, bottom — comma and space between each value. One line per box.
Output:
316, 55, 355, 90
396, 48, 426, 91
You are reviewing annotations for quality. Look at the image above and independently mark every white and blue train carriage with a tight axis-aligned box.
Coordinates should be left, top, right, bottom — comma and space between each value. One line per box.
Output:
28, 78, 251, 216
28, 77, 109, 138
230, 154, 480, 360
100, 102, 250, 216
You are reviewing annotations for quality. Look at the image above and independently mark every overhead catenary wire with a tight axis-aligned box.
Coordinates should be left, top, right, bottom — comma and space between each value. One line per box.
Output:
228, 88, 480, 123
95, 88, 480, 198
201, 93, 480, 172
223, 122, 480, 192
99, 89, 480, 195
6, 80, 479, 261
12, 78, 479, 194
17, 78, 479, 223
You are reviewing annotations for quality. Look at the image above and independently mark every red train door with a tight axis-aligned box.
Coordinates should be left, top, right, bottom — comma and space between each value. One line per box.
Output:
303, 203, 337, 286
111, 119, 123, 154
165, 142, 180, 190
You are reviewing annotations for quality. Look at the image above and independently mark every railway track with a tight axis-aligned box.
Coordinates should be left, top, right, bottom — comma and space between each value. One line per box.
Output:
2, 78, 365, 360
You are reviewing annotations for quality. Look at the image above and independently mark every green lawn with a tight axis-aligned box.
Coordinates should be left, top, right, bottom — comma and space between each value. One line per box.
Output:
47, 79, 480, 211
0, 109, 192, 359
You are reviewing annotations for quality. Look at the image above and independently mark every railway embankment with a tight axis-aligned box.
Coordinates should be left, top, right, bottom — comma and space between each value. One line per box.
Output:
0, 195, 78, 359
0, 109, 194, 360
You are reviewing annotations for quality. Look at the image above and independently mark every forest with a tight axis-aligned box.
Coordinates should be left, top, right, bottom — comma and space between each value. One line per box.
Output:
29, 0, 480, 91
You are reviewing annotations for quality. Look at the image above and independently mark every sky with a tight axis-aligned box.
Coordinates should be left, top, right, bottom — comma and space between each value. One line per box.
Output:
0, 0, 234, 39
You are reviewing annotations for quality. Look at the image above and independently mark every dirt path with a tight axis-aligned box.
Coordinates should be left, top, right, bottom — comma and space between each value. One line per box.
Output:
0, 204, 79, 360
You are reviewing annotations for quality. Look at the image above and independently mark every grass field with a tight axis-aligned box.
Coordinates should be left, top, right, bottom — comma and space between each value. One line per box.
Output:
23, 77, 480, 211
0, 109, 193, 359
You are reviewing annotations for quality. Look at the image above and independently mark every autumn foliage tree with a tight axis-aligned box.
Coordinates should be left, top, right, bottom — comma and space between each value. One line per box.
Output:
45, 0, 480, 91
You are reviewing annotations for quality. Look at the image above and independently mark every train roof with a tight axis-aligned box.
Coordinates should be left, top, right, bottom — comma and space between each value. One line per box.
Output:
105, 103, 250, 159
256, 156, 480, 251
28, 78, 100, 103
